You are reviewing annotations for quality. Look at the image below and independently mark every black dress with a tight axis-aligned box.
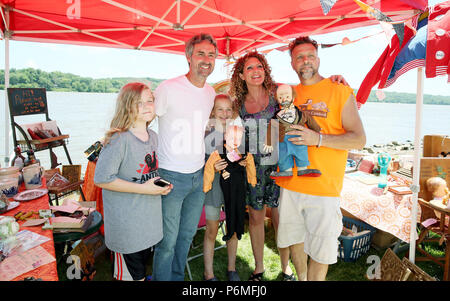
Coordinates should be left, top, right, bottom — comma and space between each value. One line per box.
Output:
218, 142, 248, 241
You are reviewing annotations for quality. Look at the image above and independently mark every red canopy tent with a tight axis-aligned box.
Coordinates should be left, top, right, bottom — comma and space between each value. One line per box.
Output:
1, 0, 433, 268
0, 0, 427, 158
0, 0, 426, 58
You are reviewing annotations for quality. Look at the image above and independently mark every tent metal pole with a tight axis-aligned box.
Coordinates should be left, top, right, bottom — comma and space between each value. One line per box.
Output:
3, 9, 9, 166
408, 67, 424, 263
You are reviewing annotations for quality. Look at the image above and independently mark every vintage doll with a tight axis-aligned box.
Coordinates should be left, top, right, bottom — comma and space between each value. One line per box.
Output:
426, 176, 450, 207
264, 84, 321, 177
204, 125, 256, 241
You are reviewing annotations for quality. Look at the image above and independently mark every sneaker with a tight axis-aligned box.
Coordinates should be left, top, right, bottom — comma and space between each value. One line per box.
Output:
227, 271, 241, 281
204, 276, 219, 281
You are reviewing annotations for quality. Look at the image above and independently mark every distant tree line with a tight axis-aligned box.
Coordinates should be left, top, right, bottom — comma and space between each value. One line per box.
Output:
360, 90, 450, 105
1, 68, 449, 105
0, 68, 163, 92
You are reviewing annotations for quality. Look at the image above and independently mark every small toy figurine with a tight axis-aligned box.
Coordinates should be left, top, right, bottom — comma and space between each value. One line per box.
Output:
264, 84, 321, 177
204, 125, 256, 241
426, 176, 449, 207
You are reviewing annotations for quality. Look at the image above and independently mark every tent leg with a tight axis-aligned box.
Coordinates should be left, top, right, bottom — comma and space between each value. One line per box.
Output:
408, 67, 424, 263
3, 33, 10, 166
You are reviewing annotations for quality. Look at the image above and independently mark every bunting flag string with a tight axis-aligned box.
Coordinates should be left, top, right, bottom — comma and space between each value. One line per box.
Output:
224, 0, 420, 67
319, 32, 381, 48
353, 0, 405, 45
356, 0, 450, 109
355, 10, 428, 107
223, 4, 421, 71
320, 0, 338, 15
223, 30, 385, 69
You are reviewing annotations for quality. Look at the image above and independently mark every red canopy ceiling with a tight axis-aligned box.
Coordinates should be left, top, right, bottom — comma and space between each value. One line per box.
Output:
0, 0, 427, 58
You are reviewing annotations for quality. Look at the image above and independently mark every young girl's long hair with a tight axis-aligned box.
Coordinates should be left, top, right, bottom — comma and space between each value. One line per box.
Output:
103, 82, 153, 145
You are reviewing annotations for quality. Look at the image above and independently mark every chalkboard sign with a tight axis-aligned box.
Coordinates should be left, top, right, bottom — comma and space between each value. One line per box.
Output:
7, 88, 48, 116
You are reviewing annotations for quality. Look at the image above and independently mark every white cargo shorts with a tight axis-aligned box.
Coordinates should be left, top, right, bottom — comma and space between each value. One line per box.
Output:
277, 188, 343, 265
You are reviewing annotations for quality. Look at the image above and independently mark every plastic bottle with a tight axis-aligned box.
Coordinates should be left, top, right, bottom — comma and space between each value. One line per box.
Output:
377, 153, 391, 189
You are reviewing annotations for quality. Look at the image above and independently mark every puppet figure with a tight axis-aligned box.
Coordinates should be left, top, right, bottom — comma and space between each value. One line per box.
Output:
264, 84, 321, 177
204, 125, 256, 241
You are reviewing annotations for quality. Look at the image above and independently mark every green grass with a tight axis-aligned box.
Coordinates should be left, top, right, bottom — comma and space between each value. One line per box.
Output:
55, 218, 445, 281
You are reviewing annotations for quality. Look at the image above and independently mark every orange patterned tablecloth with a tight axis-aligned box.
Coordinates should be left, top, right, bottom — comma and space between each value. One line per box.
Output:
341, 176, 420, 243
3, 178, 58, 281
81, 161, 104, 235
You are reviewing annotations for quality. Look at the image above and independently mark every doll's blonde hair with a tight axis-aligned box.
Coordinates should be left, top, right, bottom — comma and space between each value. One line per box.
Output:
104, 82, 153, 145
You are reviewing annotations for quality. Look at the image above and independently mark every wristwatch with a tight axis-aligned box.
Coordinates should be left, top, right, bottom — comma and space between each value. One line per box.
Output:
316, 133, 322, 148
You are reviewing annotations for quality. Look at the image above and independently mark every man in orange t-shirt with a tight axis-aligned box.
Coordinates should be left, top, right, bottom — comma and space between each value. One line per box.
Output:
275, 36, 366, 281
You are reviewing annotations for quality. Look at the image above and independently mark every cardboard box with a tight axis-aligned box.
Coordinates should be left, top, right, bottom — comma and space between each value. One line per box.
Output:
372, 229, 398, 249
82, 232, 106, 258
423, 135, 450, 157
62, 164, 82, 184
341, 208, 398, 249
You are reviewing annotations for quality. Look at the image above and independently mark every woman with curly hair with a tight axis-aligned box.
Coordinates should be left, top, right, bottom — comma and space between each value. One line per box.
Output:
229, 51, 295, 281
229, 49, 348, 281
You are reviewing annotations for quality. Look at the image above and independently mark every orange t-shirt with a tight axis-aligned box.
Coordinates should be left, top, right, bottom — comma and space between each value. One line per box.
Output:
275, 78, 353, 197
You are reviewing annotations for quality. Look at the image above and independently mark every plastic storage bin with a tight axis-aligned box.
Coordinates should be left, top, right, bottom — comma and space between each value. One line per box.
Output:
338, 216, 376, 262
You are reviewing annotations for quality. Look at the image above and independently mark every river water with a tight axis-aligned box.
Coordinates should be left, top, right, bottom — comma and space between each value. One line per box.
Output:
1, 91, 449, 173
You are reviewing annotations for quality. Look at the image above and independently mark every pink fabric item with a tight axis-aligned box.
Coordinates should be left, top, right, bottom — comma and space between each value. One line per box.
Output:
421, 218, 439, 228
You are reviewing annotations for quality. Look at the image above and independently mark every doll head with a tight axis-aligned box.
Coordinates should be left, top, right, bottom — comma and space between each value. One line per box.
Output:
276, 84, 296, 108
224, 125, 244, 149
426, 177, 449, 199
